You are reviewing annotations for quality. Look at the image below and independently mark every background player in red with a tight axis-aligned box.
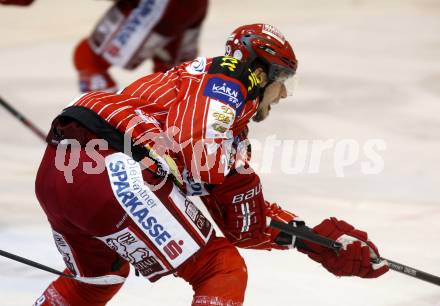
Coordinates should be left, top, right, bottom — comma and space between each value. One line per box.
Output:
34, 24, 388, 306
0, 0, 33, 5
73, 0, 209, 93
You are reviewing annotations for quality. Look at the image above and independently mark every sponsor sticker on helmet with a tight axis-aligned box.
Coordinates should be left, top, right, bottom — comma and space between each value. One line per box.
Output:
262, 24, 285, 44
233, 50, 243, 60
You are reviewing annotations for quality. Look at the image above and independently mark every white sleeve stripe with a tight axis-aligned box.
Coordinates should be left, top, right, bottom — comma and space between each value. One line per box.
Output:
142, 74, 177, 102
105, 105, 132, 121
115, 114, 135, 129
74, 275, 126, 285
131, 73, 162, 96
97, 103, 111, 115
240, 202, 251, 232
115, 97, 138, 104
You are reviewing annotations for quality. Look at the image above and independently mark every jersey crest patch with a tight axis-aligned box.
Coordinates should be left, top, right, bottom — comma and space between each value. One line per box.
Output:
203, 77, 245, 113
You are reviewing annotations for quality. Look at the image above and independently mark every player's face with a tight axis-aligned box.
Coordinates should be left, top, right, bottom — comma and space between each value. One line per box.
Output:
253, 80, 288, 122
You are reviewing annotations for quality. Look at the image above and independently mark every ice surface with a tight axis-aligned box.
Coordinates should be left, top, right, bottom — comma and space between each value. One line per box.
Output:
0, 0, 439, 305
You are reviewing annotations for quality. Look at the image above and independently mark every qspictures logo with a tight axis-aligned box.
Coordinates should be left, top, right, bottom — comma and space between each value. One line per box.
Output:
53, 130, 387, 184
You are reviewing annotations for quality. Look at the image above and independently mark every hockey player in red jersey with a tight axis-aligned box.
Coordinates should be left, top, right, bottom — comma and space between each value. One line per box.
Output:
34, 24, 388, 306
73, 0, 208, 93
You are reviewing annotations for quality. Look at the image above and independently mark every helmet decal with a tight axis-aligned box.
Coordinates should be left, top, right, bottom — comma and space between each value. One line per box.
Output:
261, 24, 285, 44
233, 50, 243, 60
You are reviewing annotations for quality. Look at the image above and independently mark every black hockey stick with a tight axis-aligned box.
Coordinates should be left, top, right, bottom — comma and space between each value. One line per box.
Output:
0, 248, 125, 285
270, 220, 440, 286
0, 249, 73, 279
0, 96, 46, 141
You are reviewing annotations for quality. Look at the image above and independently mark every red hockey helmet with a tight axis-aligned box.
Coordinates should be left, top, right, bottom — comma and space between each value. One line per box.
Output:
225, 23, 298, 82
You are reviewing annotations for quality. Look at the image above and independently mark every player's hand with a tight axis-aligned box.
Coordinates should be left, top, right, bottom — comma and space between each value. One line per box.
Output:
297, 217, 389, 278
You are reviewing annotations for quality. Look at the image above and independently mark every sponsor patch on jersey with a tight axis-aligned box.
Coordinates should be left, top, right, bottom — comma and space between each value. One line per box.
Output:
205, 99, 235, 139
105, 152, 200, 268
97, 227, 166, 279
218, 56, 239, 72
34, 295, 46, 306
185, 57, 207, 75
203, 77, 245, 112
52, 230, 80, 276
182, 168, 209, 196
169, 186, 213, 241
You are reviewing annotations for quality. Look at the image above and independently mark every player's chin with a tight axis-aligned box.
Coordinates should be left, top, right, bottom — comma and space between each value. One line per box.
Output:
252, 108, 270, 122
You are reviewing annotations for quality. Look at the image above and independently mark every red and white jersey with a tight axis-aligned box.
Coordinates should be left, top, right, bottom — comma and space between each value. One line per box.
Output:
88, 0, 208, 69
65, 56, 261, 193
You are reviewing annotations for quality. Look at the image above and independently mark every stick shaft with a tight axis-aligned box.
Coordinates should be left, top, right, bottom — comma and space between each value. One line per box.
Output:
0, 96, 47, 141
271, 220, 343, 251
383, 257, 440, 286
270, 220, 440, 286
0, 249, 72, 279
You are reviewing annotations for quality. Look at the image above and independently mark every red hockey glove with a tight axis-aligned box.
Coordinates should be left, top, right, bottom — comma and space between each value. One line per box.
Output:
297, 217, 389, 278
209, 171, 266, 240
205, 167, 302, 250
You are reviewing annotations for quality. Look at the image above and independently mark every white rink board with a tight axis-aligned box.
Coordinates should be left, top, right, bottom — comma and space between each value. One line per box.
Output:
0, 0, 439, 305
